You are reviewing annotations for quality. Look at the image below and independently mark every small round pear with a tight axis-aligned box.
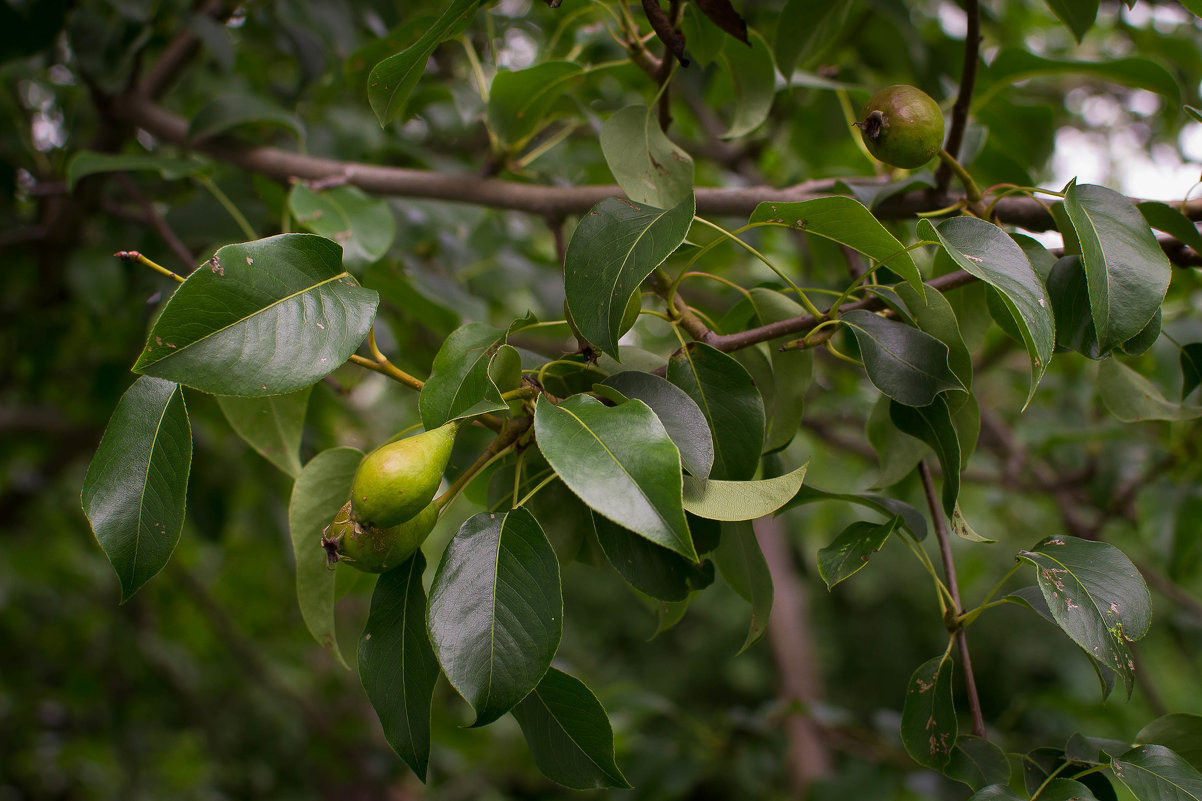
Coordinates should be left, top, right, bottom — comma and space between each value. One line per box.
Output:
322, 500, 437, 573
351, 421, 458, 529
856, 85, 945, 169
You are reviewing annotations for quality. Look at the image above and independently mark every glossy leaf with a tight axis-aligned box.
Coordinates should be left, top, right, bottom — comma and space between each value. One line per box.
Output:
716, 30, 775, 138
593, 513, 711, 602
750, 198, 923, 295
66, 150, 201, 189
774, 0, 852, 75
81, 377, 191, 603
947, 735, 1012, 791
534, 395, 695, 561
841, 310, 964, 407
1110, 745, 1202, 801
187, 94, 305, 143
288, 184, 396, 269
988, 49, 1181, 104
1044, 0, 1098, 42
1016, 535, 1151, 696
1047, 255, 1102, 358
217, 386, 311, 477
817, 517, 899, 590
918, 217, 1054, 405
287, 446, 360, 668
427, 508, 562, 726
564, 194, 694, 358
600, 105, 694, 210
489, 62, 583, 147
667, 343, 765, 481
368, 0, 482, 125
359, 553, 439, 781
132, 234, 379, 396
1098, 359, 1202, 423
713, 520, 773, 652
599, 371, 713, 479
785, 484, 928, 541
1062, 181, 1172, 354
418, 321, 507, 429
748, 288, 814, 452
890, 282, 973, 390
890, 395, 960, 517
1138, 714, 1202, 772
511, 667, 631, 790
901, 656, 957, 771
681, 462, 808, 521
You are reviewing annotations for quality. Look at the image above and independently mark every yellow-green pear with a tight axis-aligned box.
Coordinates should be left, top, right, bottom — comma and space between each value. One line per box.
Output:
350, 421, 458, 529
321, 500, 437, 573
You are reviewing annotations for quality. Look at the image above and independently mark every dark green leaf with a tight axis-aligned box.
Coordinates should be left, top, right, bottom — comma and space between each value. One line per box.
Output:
82, 377, 191, 603
1016, 535, 1151, 696
1119, 308, 1162, 357
901, 656, 957, 770
66, 150, 202, 190
1061, 182, 1172, 354
489, 62, 584, 147
1110, 745, 1202, 800
287, 446, 360, 668
1043, 0, 1098, 42
600, 105, 694, 210
889, 282, 974, 390
418, 322, 507, 429
288, 184, 396, 269
427, 508, 562, 726
360, 553, 439, 781
681, 462, 807, 521
1139, 202, 1202, 255
367, 0, 482, 126
1182, 344, 1202, 400
817, 517, 899, 590
217, 387, 311, 477
593, 513, 710, 602
947, 735, 1012, 791
841, 310, 964, 407
774, 0, 852, 76
1048, 255, 1101, 358
667, 342, 765, 481
600, 371, 713, 479
1039, 779, 1100, 800
1098, 359, 1202, 423
750, 198, 923, 295
187, 94, 305, 143
918, 217, 1054, 405
968, 786, 1026, 801
511, 667, 631, 790
890, 395, 960, 517
564, 194, 694, 358
716, 30, 775, 138
712, 520, 773, 652
1138, 714, 1202, 772
133, 234, 379, 396
534, 395, 695, 560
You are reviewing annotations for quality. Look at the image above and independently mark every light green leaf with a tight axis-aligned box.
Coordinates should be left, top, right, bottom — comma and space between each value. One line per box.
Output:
564, 194, 694, 358
1062, 182, 1172, 354
841, 310, 964, 407
987, 49, 1181, 105
817, 517, 899, 590
427, 508, 562, 726
82, 377, 191, 603
600, 105, 694, 210
288, 184, 396, 270
511, 667, 631, 790
367, 0, 482, 126
488, 62, 583, 147
901, 656, 957, 770
217, 386, 310, 477
534, 395, 695, 561
287, 446, 361, 668
717, 30, 776, 138
919, 217, 1054, 406
359, 553, 439, 781
66, 150, 202, 189
1098, 359, 1202, 423
713, 520, 774, 652
132, 234, 379, 396
750, 197, 923, 296
681, 462, 808, 521
1016, 535, 1151, 696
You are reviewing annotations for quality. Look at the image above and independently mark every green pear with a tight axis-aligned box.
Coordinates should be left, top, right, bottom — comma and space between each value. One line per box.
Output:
350, 421, 459, 529
321, 500, 437, 573
855, 85, 945, 169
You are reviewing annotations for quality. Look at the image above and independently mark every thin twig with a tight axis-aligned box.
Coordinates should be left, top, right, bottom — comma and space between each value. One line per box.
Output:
114, 172, 196, 270
935, 0, 981, 192
918, 460, 987, 738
